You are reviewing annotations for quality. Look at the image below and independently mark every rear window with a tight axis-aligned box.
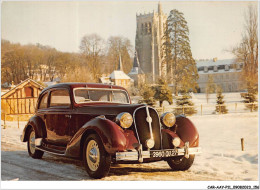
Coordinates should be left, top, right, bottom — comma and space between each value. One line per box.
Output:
50, 89, 71, 107
74, 88, 129, 104
39, 93, 48, 109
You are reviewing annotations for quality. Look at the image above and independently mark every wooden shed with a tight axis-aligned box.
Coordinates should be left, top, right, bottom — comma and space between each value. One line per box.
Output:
1, 78, 44, 121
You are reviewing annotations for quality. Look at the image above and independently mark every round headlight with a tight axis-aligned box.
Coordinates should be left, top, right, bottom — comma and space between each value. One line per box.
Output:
146, 138, 155, 149
116, 112, 133, 129
161, 112, 176, 128
172, 137, 181, 147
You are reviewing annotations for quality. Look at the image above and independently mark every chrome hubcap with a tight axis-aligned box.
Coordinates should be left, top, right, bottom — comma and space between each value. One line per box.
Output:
29, 131, 36, 154
86, 140, 100, 171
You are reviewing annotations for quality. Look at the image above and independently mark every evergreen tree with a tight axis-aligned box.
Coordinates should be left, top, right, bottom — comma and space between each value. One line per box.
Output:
243, 87, 258, 112
175, 91, 197, 116
139, 84, 156, 106
162, 9, 198, 95
153, 79, 173, 107
215, 87, 228, 114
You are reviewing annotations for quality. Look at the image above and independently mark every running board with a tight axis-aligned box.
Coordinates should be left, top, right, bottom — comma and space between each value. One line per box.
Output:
36, 146, 66, 156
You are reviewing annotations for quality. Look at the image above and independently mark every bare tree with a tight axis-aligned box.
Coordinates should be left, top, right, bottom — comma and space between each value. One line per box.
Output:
205, 75, 216, 103
106, 36, 133, 73
232, 5, 258, 92
79, 34, 105, 82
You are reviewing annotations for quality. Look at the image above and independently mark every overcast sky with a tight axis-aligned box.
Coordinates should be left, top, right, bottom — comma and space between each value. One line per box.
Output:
1, 1, 258, 60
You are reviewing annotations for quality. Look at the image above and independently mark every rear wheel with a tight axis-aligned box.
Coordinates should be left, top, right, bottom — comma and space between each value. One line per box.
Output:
27, 128, 44, 159
83, 134, 111, 179
167, 155, 195, 171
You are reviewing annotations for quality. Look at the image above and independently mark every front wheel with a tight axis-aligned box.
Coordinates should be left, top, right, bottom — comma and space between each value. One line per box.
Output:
83, 134, 111, 179
27, 128, 44, 159
167, 155, 195, 171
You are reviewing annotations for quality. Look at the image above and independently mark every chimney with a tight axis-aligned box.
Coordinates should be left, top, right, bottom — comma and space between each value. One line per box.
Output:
213, 57, 217, 62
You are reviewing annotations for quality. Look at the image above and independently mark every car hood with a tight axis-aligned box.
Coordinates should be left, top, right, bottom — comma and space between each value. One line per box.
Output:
75, 103, 145, 117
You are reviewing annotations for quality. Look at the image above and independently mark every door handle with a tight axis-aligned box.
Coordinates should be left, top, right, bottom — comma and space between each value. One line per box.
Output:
65, 115, 71, 119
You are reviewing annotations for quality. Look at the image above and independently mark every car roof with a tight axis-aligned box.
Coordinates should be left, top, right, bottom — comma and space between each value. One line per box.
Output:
40, 83, 127, 95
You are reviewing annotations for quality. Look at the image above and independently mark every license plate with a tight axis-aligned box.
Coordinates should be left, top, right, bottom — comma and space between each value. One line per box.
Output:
150, 149, 178, 158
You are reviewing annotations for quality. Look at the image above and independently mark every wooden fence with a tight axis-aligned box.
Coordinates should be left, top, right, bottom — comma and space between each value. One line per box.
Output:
155, 102, 258, 116
2, 97, 38, 115
1, 97, 38, 122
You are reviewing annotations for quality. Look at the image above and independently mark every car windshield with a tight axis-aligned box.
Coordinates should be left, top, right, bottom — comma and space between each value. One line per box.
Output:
74, 88, 130, 104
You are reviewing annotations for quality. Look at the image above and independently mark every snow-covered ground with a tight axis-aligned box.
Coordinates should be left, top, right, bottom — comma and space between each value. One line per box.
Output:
1, 112, 258, 181
132, 92, 258, 115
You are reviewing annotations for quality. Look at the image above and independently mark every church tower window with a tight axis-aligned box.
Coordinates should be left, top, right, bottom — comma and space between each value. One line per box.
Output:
147, 22, 151, 34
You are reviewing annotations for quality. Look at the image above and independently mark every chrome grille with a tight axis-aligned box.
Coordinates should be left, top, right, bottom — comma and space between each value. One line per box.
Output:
133, 106, 162, 150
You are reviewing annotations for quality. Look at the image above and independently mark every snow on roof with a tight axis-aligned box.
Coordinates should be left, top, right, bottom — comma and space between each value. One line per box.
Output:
100, 77, 113, 84
128, 51, 144, 75
128, 67, 144, 75
196, 59, 236, 67
109, 70, 131, 80
198, 68, 241, 74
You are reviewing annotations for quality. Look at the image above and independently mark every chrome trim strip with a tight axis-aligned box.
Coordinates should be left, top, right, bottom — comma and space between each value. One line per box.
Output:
145, 106, 154, 140
35, 147, 65, 156
116, 150, 150, 161
150, 107, 163, 150
132, 106, 144, 144
137, 144, 143, 162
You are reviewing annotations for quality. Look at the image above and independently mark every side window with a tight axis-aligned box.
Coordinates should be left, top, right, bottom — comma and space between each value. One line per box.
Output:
112, 91, 128, 103
39, 93, 48, 109
50, 89, 71, 107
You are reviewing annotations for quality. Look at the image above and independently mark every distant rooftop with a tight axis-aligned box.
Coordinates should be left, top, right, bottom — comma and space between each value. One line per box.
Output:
128, 51, 144, 75
196, 59, 236, 67
196, 59, 243, 74
109, 70, 131, 80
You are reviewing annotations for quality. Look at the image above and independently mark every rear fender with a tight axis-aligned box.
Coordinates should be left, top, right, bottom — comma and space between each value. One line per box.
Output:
21, 115, 46, 142
65, 117, 128, 158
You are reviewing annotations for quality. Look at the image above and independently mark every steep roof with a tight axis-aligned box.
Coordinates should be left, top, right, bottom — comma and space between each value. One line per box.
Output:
109, 54, 131, 80
128, 51, 144, 75
1, 78, 44, 98
109, 70, 131, 80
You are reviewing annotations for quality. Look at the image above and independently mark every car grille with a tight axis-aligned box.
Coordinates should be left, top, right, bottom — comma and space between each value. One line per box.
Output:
133, 106, 162, 150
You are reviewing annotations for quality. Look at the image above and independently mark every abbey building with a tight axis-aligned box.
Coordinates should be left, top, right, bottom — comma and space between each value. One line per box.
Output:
135, 2, 167, 83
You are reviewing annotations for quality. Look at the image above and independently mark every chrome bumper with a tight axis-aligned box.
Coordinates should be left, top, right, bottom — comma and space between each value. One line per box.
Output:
116, 145, 201, 162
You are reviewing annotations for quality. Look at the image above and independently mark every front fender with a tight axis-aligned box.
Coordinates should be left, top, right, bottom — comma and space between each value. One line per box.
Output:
161, 128, 185, 149
21, 115, 46, 142
174, 116, 199, 147
65, 117, 129, 158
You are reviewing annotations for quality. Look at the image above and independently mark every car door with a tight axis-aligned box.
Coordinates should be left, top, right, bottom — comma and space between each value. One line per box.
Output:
45, 88, 72, 146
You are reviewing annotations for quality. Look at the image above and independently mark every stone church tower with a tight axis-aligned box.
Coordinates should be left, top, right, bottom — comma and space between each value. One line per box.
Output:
135, 2, 167, 83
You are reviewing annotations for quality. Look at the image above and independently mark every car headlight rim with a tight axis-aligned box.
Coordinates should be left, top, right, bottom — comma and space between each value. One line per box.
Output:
146, 138, 155, 149
172, 137, 181, 147
161, 112, 176, 128
116, 112, 133, 129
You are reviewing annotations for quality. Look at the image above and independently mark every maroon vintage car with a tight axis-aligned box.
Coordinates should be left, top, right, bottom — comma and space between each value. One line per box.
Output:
21, 83, 201, 178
